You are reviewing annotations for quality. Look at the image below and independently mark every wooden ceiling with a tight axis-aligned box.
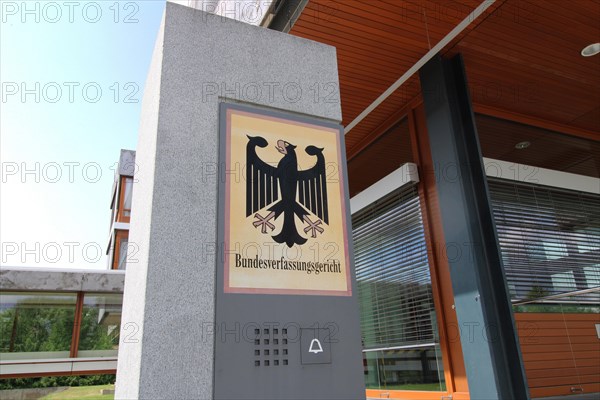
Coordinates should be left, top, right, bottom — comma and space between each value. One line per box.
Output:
454, 0, 600, 133
290, 0, 600, 167
291, 0, 482, 152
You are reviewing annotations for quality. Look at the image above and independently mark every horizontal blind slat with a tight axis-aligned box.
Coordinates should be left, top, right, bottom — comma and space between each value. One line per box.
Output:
353, 184, 440, 349
488, 179, 600, 305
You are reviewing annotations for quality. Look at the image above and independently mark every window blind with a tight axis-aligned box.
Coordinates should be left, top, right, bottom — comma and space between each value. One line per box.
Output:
352, 184, 437, 350
488, 179, 600, 304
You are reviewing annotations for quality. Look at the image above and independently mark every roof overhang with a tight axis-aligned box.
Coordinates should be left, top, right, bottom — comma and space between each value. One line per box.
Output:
284, 0, 599, 160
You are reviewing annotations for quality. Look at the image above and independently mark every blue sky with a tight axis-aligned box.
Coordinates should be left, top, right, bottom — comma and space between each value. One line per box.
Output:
1, 0, 166, 269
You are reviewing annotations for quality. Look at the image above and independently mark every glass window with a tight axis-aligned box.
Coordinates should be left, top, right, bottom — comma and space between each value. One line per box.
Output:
123, 177, 133, 217
551, 271, 577, 292
111, 233, 129, 270
77, 293, 123, 358
577, 228, 600, 253
0, 292, 76, 360
476, 114, 600, 178
363, 347, 445, 391
584, 265, 600, 289
489, 179, 600, 307
363, 350, 379, 389
347, 118, 412, 197
107, 240, 114, 270
118, 240, 128, 270
110, 195, 116, 224
542, 240, 569, 261
353, 185, 445, 391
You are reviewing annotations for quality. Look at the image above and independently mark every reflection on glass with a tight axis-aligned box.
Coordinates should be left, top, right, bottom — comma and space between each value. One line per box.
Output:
77, 293, 122, 358
347, 118, 412, 197
489, 179, 600, 305
584, 265, 600, 288
363, 347, 445, 391
0, 292, 76, 360
353, 186, 446, 392
363, 350, 379, 389
118, 240, 128, 270
123, 177, 133, 217
476, 114, 600, 179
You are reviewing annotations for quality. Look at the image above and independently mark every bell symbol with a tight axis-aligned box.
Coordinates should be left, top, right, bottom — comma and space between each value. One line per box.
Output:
308, 338, 323, 354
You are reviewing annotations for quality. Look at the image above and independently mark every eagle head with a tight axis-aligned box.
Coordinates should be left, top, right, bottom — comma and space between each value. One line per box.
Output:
276, 139, 296, 155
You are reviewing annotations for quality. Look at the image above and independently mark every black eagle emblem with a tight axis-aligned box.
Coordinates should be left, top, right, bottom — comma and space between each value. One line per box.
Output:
246, 135, 329, 247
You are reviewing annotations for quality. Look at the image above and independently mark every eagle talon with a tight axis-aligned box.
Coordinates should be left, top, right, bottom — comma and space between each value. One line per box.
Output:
253, 211, 275, 234
303, 216, 324, 238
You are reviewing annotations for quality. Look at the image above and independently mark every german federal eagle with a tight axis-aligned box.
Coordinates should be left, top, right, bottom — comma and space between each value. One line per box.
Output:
246, 135, 329, 247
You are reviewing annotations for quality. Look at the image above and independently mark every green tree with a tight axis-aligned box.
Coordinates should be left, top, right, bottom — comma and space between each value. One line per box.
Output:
78, 307, 119, 352
0, 303, 73, 354
0, 295, 119, 390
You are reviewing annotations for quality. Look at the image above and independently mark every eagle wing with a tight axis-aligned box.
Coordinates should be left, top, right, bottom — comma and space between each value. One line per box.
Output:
246, 136, 279, 217
297, 146, 329, 224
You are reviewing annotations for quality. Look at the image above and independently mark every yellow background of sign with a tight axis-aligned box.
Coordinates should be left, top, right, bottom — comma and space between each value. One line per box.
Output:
225, 109, 350, 294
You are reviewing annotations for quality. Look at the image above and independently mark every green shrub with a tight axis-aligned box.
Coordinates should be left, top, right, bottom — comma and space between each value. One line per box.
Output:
0, 374, 115, 390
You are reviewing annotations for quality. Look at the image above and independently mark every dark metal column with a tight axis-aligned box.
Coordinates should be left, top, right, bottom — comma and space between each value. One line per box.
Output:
419, 54, 529, 399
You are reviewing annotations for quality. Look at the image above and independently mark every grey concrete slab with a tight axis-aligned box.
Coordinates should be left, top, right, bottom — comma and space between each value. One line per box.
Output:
114, 8, 165, 400
115, 2, 352, 399
117, 150, 136, 177
0, 267, 124, 293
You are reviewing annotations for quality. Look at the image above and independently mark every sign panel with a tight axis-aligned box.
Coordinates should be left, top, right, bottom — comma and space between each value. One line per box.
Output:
220, 103, 351, 296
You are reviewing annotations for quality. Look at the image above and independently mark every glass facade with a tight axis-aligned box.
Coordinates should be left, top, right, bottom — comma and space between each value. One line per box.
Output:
0, 291, 122, 361
476, 115, 600, 313
489, 179, 600, 312
117, 240, 128, 270
0, 292, 77, 360
78, 293, 122, 358
475, 114, 600, 179
123, 177, 133, 217
363, 347, 445, 391
347, 118, 412, 197
353, 185, 445, 391
489, 179, 600, 305
477, 115, 600, 313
